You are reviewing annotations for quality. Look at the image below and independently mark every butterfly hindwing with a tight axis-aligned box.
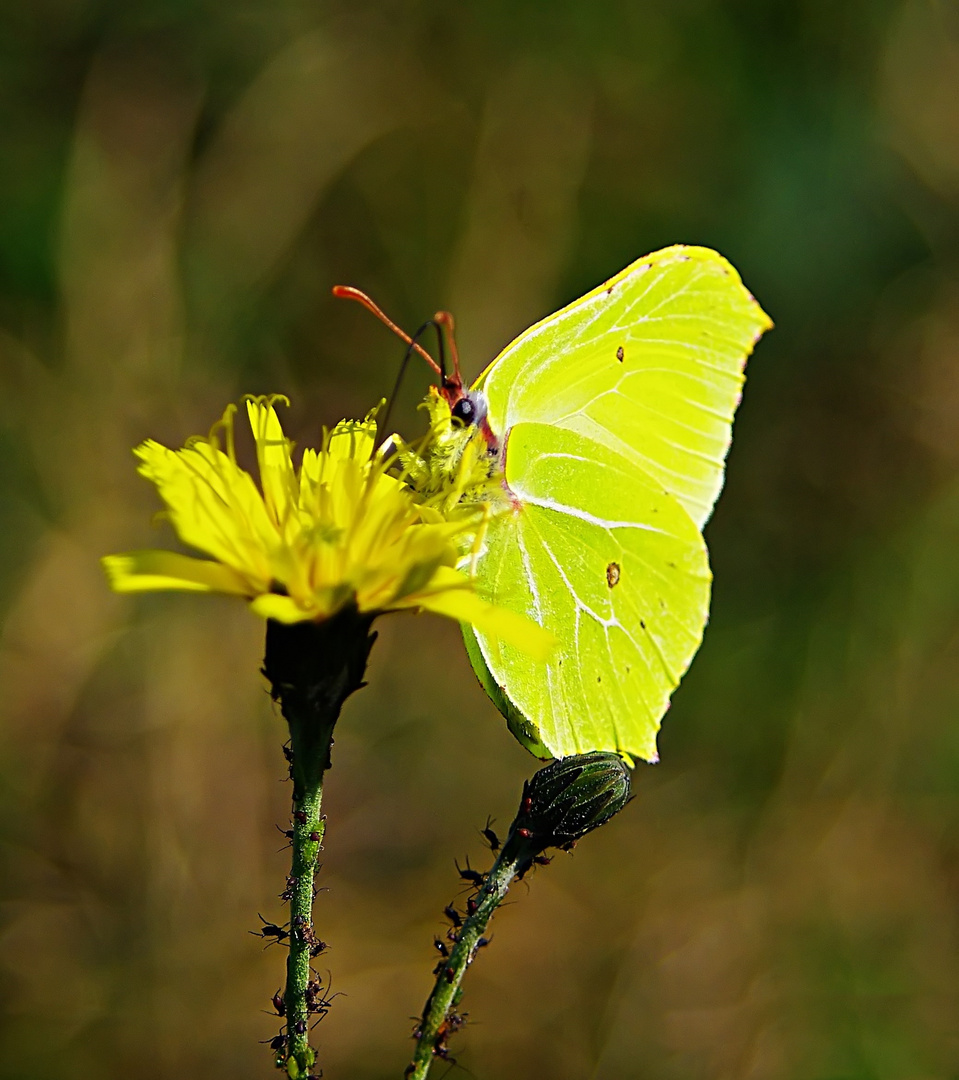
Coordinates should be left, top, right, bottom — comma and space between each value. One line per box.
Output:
468, 422, 711, 761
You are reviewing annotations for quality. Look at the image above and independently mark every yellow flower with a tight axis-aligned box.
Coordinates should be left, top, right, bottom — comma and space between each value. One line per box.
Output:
102, 396, 552, 656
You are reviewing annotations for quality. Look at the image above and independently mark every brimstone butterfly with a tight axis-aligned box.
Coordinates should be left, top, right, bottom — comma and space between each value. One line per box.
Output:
338, 245, 771, 763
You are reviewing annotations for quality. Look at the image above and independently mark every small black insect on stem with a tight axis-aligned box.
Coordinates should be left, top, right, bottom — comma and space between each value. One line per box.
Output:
250, 914, 289, 947
455, 857, 485, 888
480, 816, 501, 853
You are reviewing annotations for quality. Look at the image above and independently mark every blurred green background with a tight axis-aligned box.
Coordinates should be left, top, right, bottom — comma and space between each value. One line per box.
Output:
1, 1, 959, 1078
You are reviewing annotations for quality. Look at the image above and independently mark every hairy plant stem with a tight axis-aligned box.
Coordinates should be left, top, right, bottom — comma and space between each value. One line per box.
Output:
406, 846, 521, 1080
283, 731, 329, 1076
406, 753, 633, 1079
263, 608, 376, 1079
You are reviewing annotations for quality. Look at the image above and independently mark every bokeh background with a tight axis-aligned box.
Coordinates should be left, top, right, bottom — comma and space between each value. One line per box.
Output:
1, 2, 959, 1078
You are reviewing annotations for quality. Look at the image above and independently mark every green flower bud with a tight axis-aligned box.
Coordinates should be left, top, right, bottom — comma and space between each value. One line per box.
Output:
502, 752, 631, 872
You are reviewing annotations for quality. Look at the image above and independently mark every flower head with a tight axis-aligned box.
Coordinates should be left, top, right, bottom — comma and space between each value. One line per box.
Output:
103, 396, 551, 656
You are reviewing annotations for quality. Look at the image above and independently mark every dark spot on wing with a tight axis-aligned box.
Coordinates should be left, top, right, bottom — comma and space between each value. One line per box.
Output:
606, 562, 621, 588
616, 345, 624, 362
640, 619, 646, 630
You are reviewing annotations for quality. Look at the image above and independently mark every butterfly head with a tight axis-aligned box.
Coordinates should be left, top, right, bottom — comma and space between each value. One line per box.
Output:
331, 284, 499, 450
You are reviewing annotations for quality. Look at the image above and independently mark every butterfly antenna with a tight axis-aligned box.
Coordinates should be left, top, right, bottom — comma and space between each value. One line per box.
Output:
380, 319, 447, 441
434, 310, 464, 397
332, 285, 443, 378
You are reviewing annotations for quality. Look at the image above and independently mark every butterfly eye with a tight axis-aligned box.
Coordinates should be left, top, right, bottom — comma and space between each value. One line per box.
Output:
451, 397, 476, 426
451, 391, 488, 428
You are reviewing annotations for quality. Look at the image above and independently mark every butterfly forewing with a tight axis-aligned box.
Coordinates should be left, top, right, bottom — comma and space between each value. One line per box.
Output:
476, 245, 772, 530
470, 423, 710, 761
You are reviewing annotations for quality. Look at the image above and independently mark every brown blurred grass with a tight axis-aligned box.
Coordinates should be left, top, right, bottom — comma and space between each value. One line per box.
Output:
2, 2, 959, 1078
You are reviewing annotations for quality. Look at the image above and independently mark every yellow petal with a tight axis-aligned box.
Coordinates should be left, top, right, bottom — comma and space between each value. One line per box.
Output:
247, 399, 297, 531
402, 567, 556, 660
326, 415, 377, 463
102, 550, 253, 594
134, 439, 276, 582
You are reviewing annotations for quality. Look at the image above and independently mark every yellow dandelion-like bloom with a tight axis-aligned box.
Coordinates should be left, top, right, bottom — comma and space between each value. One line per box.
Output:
102, 396, 551, 656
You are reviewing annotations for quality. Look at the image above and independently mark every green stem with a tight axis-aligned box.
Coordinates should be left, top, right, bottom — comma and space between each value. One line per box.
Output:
262, 607, 377, 1079
406, 848, 521, 1080
283, 728, 330, 1076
